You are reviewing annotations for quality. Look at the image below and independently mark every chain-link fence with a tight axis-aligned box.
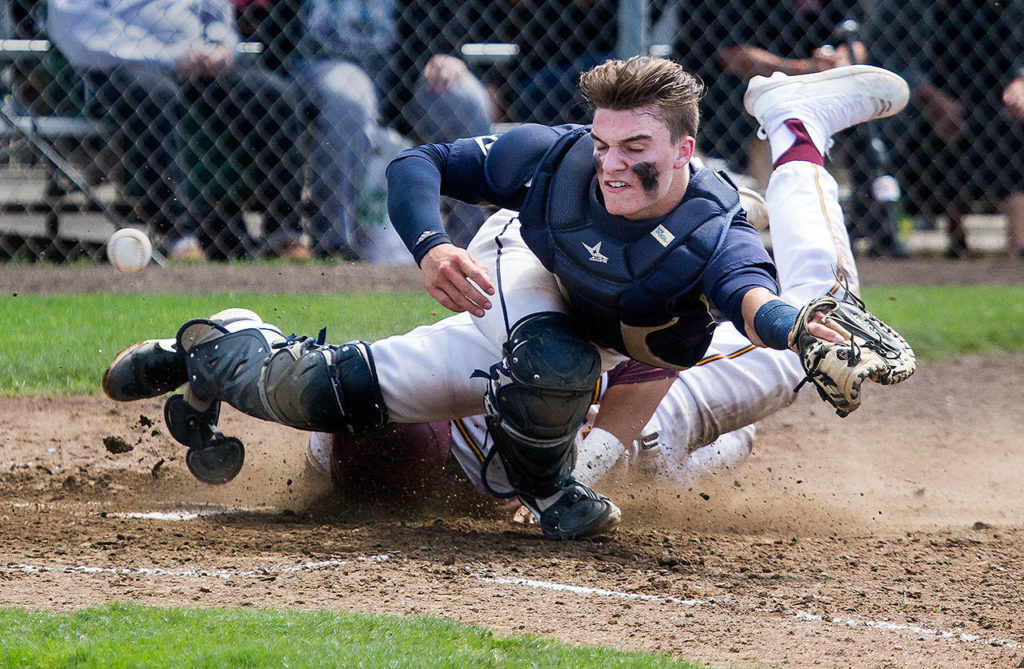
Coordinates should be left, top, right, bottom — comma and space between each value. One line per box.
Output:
1, 0, 1021, 264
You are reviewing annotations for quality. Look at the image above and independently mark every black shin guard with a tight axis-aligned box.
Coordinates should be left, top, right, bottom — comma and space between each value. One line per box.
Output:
179, 321, 387, 433
482, 313, 601, 498
484, 417, 577, 498
171, 317, 388, 483
181, 324, 276, 421
261, 340, 387, 432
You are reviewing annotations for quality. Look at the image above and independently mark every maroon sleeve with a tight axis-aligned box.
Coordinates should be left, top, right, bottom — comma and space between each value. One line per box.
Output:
605, 360, 678, 386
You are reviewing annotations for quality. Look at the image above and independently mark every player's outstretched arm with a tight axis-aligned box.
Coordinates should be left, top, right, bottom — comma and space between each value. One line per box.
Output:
419, 244, 494, 317
740, 287, 843, 349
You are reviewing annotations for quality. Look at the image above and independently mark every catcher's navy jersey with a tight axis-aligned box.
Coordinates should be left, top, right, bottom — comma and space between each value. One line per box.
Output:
387, 123, 778, 367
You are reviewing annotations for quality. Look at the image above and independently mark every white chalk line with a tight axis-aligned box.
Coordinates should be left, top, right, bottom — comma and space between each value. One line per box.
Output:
788, 610, 1022, 650
6, 504, 276, 520
5, 506, 1021, 651
109, 507, 275, 521
0, 555, 389, 580
476, 573, 1023, 651
477, 573, 706, 606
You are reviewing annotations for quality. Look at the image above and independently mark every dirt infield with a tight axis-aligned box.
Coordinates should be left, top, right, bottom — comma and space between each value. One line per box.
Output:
2, 260, 1023, 668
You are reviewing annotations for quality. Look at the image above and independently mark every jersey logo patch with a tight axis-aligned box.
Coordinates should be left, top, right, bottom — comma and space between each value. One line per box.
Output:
474, 135, 498, 156
583, 241, 609, 264
651, 225, 675, 247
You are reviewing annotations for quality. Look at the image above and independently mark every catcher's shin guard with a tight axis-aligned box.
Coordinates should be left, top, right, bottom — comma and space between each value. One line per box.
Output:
481, 313, 601, 499
177, 318, 388, 433
166, 312, 388, 484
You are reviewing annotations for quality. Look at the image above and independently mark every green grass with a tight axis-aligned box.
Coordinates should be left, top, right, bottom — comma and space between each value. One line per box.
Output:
0, 603, 699, 668
860, 285, 1024, 359
1, 285, 1021, 396
2, 293, 444, 396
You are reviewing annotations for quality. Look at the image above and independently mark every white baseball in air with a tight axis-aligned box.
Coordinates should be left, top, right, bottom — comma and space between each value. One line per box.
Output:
106, 228, 152, 273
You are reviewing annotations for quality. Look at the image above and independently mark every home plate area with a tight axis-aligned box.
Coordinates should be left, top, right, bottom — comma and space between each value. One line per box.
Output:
2, 352, 1023, 668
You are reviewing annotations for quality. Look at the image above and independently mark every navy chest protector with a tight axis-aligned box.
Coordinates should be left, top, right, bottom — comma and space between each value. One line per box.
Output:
517, 127, 739, 370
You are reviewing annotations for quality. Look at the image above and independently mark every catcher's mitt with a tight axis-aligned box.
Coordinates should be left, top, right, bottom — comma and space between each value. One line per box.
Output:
789, 294, 916, 417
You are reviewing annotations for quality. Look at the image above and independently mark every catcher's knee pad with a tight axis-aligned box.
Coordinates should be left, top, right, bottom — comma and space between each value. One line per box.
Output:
261, 339, 388, 431
178, 318, 388, 432
482, 312, 601, 498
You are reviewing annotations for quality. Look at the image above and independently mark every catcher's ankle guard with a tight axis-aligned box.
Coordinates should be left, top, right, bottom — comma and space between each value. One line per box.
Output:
164, 394, 245, 484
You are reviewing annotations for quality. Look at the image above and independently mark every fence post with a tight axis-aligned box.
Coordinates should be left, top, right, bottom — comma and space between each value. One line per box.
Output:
616, 0, 649, 58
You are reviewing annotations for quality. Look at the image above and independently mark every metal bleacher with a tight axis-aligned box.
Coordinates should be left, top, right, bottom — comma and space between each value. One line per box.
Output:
0, 34, 264, 262
0, 37, 125, 260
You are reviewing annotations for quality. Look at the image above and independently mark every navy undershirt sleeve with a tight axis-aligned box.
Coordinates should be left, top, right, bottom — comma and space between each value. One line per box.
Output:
386, 131, 551, 264
386, 146, 451, 264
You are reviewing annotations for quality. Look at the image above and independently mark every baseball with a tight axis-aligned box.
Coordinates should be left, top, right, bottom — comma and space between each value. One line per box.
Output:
106, 228, 152, 273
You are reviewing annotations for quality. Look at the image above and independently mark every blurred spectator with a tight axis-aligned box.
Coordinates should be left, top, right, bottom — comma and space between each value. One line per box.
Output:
868, 0, 1024, 259
504, 0, 619, 126
666, 1, 916, 257
246, 0, 494, 258
48, 0, 311, 261
670, 1, 862, 181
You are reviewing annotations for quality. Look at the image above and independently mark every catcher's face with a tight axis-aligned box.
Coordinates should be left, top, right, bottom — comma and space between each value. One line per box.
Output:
592, 105, 695, 220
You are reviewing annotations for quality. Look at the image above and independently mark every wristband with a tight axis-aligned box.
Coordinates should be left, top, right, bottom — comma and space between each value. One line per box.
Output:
753, 299, 799, 350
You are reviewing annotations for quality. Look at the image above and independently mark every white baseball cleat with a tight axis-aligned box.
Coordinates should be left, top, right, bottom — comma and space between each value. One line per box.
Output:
744, 65, 909, 152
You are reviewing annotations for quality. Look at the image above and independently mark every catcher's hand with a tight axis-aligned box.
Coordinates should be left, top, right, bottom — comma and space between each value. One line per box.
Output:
789, 294, 916, 417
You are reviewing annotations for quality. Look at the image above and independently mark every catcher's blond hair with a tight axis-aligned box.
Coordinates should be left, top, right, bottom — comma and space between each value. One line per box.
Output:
579, 56, 702, 142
